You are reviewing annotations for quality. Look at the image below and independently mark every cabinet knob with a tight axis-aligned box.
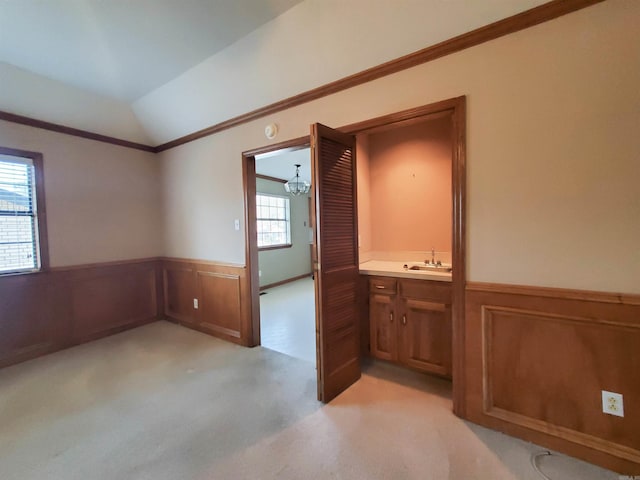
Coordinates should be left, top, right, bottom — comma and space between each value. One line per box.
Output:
390, 312, 394, 322
402, 314, 407, 326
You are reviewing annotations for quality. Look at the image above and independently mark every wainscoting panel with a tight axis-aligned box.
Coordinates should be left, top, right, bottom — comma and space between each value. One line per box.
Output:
466, 282, 640, 474
162, 258, 249, 345
0, 273, 68, 366
198, 271, 242, 339
0, 259, 161, 369
163, 265, 196, 325
71, 263, 158, 341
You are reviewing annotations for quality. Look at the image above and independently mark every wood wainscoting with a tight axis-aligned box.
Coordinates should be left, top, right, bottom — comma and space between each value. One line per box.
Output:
0, 258, 162, 369
162, 258, 251, 346
465, 282, 640, 474
1, 256, 252, 369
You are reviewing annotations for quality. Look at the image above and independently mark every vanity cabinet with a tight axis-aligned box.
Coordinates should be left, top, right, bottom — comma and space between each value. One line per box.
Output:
368, 276, 452, 378
369, 277, 397, 361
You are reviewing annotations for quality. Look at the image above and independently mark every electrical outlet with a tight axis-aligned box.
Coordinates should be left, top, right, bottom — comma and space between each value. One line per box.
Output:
234, 219, 240, 231
602, 390, 624, 417
193, 298, 198, 309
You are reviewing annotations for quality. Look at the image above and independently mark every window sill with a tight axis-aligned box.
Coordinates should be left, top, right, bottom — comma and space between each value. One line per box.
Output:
0, 267, 45, 277
258, 244, 292, 252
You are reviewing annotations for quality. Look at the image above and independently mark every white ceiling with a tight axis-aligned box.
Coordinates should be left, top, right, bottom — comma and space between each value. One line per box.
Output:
256, 148, 311, 182
0, 0, 303, 101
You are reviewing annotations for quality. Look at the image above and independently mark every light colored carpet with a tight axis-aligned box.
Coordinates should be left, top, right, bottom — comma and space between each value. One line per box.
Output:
0, 321, 617, 480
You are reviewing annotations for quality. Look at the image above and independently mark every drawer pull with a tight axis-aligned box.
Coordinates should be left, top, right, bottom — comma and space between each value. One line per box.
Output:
375, 285, 386, 289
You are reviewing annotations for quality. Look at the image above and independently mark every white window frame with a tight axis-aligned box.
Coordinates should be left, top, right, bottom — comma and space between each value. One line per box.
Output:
256, 193, 291, 250
0, 147, 48, 275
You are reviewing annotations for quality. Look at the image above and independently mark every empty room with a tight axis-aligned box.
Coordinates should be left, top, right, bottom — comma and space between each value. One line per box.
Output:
0, 1, 638, 479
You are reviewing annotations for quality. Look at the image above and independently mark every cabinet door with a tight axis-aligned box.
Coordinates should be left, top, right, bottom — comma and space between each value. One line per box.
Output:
399, 298, 451, 377
369, 293, 397, 361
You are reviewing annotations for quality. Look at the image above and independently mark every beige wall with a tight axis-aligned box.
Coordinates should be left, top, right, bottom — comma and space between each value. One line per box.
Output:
256, 177, 311, 287
159, 0, 640, 294
364, 117, 452, 255
0, 121, 163, 267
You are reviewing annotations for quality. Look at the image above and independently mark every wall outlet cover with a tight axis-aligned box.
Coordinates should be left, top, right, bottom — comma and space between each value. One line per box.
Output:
602, 390, 624, 417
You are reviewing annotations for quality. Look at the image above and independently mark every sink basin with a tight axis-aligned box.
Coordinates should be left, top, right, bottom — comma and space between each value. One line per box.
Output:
405, 263, 452, 273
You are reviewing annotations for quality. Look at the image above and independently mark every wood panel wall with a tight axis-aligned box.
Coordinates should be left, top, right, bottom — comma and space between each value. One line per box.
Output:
0, 257, 251, 369
0, 258, 162, 368
162, 258, 250, 345
465, 282, 640, 474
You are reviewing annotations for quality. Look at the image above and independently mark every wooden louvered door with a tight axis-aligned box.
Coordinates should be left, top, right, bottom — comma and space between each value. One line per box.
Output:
311, 123, 360, 403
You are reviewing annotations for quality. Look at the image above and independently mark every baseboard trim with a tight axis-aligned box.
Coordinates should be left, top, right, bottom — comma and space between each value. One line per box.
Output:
163, 314, 244, 346
0, 317, 159, 370
260, 273, 312, 291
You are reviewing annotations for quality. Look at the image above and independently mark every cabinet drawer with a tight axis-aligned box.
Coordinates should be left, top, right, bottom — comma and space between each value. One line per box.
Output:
399, 279, 451, 303
369, 277, 397, 294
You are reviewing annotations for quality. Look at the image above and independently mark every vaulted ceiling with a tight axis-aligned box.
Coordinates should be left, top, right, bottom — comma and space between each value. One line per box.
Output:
0, 0, 549, 146
0, 0, 304, 101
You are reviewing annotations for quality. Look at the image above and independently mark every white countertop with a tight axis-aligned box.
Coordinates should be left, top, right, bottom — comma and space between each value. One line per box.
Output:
359, 260, 452, 282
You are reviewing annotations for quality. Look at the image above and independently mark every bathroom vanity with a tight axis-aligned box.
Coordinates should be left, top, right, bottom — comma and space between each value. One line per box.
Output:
360, 261, 452, 378
355, 114, 455, 379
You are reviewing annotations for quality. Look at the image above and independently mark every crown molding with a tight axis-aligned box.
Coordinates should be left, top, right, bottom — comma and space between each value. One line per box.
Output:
154, 0, 603, 153
0, 110, 156, 152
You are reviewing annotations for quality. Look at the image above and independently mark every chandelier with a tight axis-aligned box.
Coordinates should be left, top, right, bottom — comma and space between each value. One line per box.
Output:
284, 164, 310, 196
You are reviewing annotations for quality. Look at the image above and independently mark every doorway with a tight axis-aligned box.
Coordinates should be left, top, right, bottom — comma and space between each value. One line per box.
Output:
242, 137, 313, 350
254, 147, 316, 363
242, 96, 466, 409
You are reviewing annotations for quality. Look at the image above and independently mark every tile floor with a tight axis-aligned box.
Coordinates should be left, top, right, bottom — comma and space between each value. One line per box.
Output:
259, 276, 316, 363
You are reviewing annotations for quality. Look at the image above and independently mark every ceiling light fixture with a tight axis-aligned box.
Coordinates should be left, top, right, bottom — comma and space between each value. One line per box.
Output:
284, 164, 310, 196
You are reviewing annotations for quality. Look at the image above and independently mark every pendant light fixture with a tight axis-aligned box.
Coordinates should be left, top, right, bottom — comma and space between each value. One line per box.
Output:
284, 164, 310, 196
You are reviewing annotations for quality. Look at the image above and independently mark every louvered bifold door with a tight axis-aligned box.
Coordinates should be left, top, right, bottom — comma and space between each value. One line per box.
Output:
311, 123, 360, 403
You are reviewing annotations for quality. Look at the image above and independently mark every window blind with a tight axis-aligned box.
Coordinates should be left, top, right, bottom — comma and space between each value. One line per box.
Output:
0, 155, 38, 273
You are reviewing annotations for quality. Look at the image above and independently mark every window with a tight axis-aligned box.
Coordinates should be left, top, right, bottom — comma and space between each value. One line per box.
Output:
0, 147, 48, 274
256, 193, 291, 249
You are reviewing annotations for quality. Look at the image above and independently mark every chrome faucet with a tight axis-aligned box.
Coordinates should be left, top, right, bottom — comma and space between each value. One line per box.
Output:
425, 247, 437, 265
